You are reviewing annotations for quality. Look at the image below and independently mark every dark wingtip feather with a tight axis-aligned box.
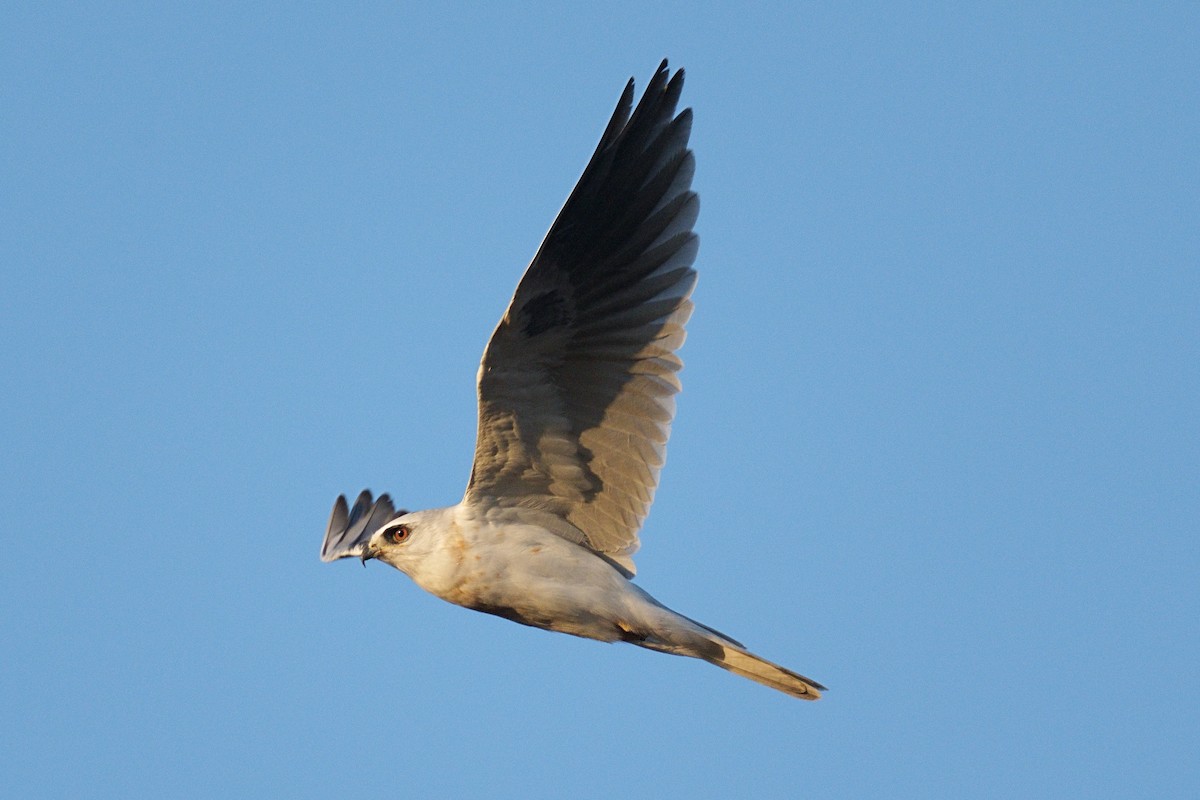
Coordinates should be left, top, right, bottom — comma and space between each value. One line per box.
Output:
320, 489, 398, 562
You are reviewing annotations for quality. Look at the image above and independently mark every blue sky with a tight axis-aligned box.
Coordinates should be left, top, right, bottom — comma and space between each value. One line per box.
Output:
2, 3, 1197, 798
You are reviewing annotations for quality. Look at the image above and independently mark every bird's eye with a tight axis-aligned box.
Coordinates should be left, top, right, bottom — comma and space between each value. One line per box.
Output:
389, 525, 410, 544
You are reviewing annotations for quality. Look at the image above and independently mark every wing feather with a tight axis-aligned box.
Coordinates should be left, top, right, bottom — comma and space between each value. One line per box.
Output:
320, 490, 404, 562
464, 61, 698, 573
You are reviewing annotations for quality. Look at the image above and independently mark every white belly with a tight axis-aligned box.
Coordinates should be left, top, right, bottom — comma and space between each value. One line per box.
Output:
417, 516, 657, 642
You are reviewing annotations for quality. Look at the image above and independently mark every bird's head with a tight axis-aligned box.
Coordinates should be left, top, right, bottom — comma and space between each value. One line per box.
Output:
360, 509, 444, 576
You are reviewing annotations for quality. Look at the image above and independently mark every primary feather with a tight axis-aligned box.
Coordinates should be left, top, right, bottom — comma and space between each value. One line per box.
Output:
464, 61, 699, 573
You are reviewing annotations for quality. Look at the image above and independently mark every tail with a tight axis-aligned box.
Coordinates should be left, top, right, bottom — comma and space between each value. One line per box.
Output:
625, 590, 826, 700
711, 645, 826, 701
673, 610, 825, 701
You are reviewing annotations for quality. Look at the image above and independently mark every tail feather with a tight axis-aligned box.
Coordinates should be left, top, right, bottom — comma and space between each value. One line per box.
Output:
627, 595, 825, 701
711, 645, 826, 701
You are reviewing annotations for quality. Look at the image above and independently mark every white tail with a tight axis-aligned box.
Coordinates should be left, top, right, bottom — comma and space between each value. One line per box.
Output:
620, 593, 825, 701
710, 645, 825, 701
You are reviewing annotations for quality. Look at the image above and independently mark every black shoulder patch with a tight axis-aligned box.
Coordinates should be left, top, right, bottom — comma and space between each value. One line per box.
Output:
522, 289, 570, 336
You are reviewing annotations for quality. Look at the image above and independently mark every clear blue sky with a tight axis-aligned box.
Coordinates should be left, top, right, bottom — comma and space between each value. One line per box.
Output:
3, 3, 1197, 798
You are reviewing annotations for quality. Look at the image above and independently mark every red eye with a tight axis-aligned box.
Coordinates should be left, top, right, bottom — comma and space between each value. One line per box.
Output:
389, 525, 410, 544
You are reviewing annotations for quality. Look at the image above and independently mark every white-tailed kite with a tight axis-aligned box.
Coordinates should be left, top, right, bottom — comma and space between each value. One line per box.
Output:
322, 61, 825, 701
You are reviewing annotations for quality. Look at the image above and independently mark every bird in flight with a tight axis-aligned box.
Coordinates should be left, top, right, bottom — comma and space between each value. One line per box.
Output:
321, 60, 825, 701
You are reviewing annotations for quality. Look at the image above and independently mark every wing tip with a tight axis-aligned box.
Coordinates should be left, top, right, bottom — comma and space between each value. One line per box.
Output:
320, 489, 400, 562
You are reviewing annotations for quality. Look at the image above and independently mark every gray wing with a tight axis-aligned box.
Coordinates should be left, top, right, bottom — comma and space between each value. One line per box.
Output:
320, 490, 404, 562
464, 61, 698, 574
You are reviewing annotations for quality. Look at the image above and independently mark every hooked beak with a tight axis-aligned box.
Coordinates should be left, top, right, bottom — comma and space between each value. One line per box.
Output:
360, 545, 375, 567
